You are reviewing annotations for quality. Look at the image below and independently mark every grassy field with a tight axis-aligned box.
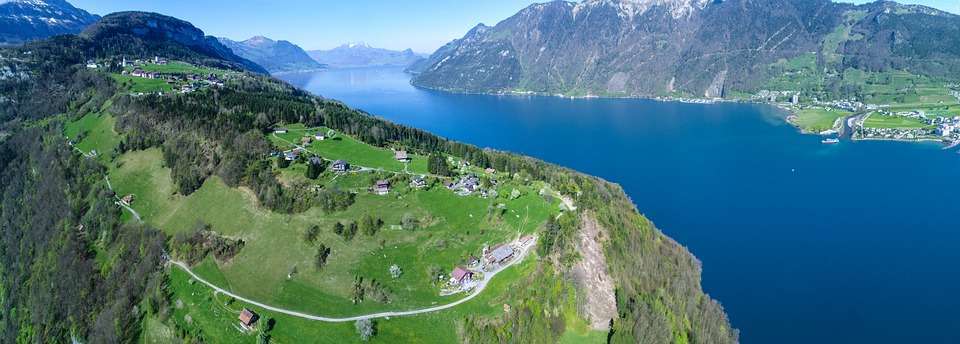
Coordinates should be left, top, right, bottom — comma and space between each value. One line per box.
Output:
99, 116, 587, 342
112, 74, 172, 93
110, 146, 558, 319
270, 124, 429, 175
64, 111, 121, 162
791, 108, 850, 132
159, 251, 600, 344
136, 61, 225, 76
863, 114, 933, 129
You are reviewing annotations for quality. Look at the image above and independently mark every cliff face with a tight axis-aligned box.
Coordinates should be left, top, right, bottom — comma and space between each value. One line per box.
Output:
80, 11, 268, 74
412, 0, 960, 98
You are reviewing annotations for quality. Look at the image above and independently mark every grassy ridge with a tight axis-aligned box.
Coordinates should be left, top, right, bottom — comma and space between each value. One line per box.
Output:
109, 127, 572, 341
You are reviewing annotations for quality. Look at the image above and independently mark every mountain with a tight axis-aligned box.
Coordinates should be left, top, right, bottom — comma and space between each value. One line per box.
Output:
218, 36, 324, 73
411, 0, 960, 98
80, 11, 267, 74
308, 42, 425, 68
0, 0, 99, 45
2, 10, 733, 344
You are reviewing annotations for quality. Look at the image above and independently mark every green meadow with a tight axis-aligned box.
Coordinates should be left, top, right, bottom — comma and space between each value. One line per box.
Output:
270, 124, 430, 175
137, 61, 226, 76
109, 132, 561, 326
111, 74, 173, 93
791, 108, 850, 132
161, 254, 595, 343
863, 114, 933, 129
64, 111, 121, 161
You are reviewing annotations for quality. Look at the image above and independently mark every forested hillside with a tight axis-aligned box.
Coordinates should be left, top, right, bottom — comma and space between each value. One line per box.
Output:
0, 11, 735, 343
411, 0, 960, 98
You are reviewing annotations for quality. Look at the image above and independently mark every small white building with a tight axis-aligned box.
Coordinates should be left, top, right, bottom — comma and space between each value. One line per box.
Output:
938, 124, 955, 137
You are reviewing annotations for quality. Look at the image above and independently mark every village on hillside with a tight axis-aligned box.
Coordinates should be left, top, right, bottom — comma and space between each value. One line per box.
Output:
85, 56, 233, 95
266, 125, 562, 297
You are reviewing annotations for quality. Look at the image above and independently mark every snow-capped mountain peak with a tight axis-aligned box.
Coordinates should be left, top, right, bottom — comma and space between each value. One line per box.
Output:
576, 0, 710, 20
0, 0, 99, 45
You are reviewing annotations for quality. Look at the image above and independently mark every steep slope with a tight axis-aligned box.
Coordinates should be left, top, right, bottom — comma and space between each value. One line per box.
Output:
218, 35, 324, 73
412, 0, 960, 98
0, 0, 99, 45
80, 11, 267, 74
308, 42, 424, 68
1, 11, 735, 344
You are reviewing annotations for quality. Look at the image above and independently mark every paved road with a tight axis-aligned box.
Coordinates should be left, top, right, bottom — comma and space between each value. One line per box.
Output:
169, 236, 536, 322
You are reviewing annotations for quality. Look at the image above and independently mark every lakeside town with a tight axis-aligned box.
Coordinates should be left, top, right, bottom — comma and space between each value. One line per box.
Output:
757, 89, 960, 148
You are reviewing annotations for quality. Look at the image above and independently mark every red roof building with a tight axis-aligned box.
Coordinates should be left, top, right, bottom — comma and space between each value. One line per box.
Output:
238, 308, 259, 329
450, 267, 474, 284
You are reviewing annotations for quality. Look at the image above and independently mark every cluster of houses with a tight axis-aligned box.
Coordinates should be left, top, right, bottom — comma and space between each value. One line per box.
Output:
756, 90, 801, 105
856, 112, 960, 143
447, 175, 481, 196
444, 236, 534, 293
115, 56, 226, 94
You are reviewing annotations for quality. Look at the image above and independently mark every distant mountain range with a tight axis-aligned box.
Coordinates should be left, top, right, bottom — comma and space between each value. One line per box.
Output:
308, 42, 425, 68
218, 36, 324, 73
0, 0, 99, 45
81, 11, 267, 74
410, 0, 960, 98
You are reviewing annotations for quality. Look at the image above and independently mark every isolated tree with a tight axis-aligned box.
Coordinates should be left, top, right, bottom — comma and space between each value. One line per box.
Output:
315, 244, 331, 270
304, 225, 319, 244
305, 158, 324, 179
401, 213, 419, 231
355, 319, 376, 341
333, 222, 344, 236
344, 222, 358, 240
360, 215, 382, 236
276, 155, 290, 168
389, 264, 402, 279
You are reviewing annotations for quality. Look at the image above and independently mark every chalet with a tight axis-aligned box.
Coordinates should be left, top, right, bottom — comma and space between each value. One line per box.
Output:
484, 168, 496, 174
121, 194, 135, 205
314, 133, 327, 141
153, 56, 168, 65
85, 60, 98, 69
301, 136, 313, 145
284, 150, 300, 161
274, 128, 288, 134
180, 84, 194, 93
308, 156, 324, 166
238, 308, 259, 330
331, 160, 350, 172
449, 267, 474, 285
394, 150, 409, 162
374, 180, 390, 195
131, 69, 146, 78
410, 176, 427, 188
485, 244, 514, 265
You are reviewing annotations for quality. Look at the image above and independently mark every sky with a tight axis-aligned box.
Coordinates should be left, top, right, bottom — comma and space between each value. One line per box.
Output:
69, 0, 960, 54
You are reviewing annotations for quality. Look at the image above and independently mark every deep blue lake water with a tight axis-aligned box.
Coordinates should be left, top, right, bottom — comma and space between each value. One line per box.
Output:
280, 67, 960, 343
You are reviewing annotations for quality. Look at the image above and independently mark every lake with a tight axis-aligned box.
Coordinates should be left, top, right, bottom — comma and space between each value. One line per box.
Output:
279, 67, 960, 343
